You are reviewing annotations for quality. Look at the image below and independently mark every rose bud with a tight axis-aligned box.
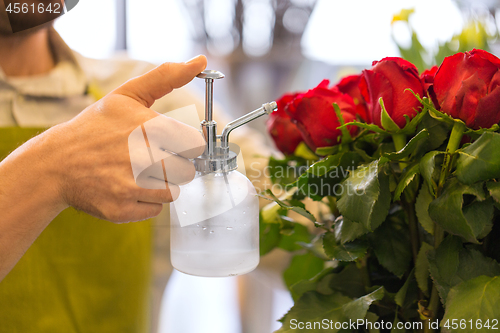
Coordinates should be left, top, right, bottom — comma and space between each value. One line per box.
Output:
335, 74, 368, 121
360, 57, 424, 129
421, 65, 438, 94
286, 80, 357, 151
267, 92, 304, 155
433, 49, 500, 129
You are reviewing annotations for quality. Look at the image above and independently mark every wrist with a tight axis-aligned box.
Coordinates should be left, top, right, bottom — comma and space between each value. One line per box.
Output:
36, 124, 72, 212
2, 125, 70, 214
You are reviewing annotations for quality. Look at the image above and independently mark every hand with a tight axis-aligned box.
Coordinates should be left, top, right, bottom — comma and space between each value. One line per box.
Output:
0, 56, 208, 280
44, 55, 207, 222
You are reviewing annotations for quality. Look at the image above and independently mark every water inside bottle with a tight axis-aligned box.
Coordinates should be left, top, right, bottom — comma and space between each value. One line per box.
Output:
170, 171, 259, 277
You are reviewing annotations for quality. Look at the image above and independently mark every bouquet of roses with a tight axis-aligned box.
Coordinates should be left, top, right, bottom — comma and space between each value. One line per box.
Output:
263, 49, 500, 332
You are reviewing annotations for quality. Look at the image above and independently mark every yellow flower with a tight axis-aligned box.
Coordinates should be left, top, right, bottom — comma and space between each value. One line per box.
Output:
391, 8, 415, 24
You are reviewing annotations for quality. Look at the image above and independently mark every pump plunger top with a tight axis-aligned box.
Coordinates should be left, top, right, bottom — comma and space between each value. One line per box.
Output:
196, 70, 225, 80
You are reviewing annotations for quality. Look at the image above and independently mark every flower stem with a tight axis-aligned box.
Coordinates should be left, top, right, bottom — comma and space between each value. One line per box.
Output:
392, 133, 407, 172
426, 121, 466, 332
436, 121, 466, 196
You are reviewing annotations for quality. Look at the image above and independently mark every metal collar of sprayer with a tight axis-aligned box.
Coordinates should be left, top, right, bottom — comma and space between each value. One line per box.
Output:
193, 138, 238, 173
194, 70, 277, 174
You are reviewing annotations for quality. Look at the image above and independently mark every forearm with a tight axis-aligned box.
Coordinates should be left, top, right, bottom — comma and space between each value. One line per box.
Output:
0, 127, 67, 281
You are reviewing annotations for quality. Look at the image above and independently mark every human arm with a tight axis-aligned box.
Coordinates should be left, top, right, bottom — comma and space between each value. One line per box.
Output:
0, 55, 207, 281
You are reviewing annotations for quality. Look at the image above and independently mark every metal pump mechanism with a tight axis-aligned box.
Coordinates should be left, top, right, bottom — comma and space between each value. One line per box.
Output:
194, 70, 277, 173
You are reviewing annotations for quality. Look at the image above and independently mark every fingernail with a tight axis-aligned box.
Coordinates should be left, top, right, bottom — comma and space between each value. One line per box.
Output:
185, 55, 203, 64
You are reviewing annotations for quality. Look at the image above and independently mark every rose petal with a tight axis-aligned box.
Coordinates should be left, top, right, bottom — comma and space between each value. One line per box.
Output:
361, 69, 394, 127
288, 81, 357, 150
336, 74, 368, 121
454, 72, 488, 128
474, 85, 500, 129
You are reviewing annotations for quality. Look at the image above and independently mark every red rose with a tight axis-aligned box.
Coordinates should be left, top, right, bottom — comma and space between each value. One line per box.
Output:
286, 80, 357, 151
432, 49, 500, 129
360, 57, 424, 129
335, 74, 368, 121
421, 65, 438, 93
267, 93, 304, 155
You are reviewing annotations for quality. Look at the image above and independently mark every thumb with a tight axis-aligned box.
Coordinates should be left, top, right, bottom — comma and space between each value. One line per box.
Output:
112, 55, 207, 108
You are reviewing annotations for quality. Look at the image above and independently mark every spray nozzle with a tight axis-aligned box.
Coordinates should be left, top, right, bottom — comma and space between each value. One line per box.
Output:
195, 70, 277, 173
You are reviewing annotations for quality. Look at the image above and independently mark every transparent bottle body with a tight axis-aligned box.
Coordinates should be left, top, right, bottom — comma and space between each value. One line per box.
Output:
170, 170, 259, 277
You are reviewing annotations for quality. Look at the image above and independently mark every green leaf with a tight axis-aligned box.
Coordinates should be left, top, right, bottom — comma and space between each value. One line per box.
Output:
315, 145, 339, 156
427, 236, 461, 304
415, 242, 433, 297
268, 156, 307, 185
413, 94, 455, 125
397, 98, 428, 135
463, 198, 494, 239
373, 142, 397, 160
337, 161, 391, 231
412, 112, 451, 157
260, 191, 298, 232
276, 291, 352, 333
428, 108, 456, 125
278, 286, 383, 333
343, 287, 385, 321
323, 232, 368, 262
297, 236, 329, 259
463, 123, 500, 138
334, 216, 371, 244
261, 189, 317, 223
353, 139, 377, 163
283, 252, 324, 290
289, 268, 335, 301
442, 276, 500, 333
429, 179, 491, 243
486, 181, 500, 203
279, 222, 312, 252
419, 151, 444, 197
259, 214, 282, 255
415, 184, 435, 235
295, 151, 362, 200
278, 215, 296, 236
339, 121, 387, 135
395, 268, 415, 307
456, 131, 500, 185
382, 129, 429, 161
380, 97, 401, 132
327, 263, 367, 298
394, 163, 420, 201
294, 141, 319, 161
428, 236, 500, 303
289, 281, 317, 304
261, 201, 284, 224
299, 153, 358, 179
333, 102, 353, 144
370, 218, 412, 278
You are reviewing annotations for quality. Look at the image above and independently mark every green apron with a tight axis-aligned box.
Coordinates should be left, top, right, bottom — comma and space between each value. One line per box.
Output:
0, 128, 153, 333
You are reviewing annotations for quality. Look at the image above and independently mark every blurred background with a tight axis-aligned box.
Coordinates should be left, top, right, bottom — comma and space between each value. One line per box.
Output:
53, 0, 500, 332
